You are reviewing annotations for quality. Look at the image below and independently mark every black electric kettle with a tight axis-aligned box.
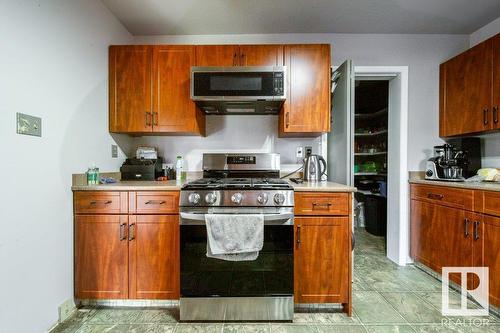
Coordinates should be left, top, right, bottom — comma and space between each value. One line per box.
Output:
302, 154, 327, 181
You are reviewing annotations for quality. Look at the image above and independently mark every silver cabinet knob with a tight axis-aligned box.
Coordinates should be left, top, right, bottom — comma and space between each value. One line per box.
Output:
188, 193, 201, 204
205, 192, 217, 204
231, 192, 243, 205
257, 193, 268, 204
274, 193, 286, 205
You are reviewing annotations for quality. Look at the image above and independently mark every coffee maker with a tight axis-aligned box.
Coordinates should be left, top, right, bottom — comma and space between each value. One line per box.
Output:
425, 144, 468, 181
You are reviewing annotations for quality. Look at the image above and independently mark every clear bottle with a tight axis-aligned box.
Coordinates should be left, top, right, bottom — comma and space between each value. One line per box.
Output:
86, 167, 94, 185
93, 165, 100, 184
175, 156, 183, 181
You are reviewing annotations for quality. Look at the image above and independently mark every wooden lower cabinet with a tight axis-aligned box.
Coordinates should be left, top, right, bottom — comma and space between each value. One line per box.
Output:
75, 215, 129, 299
129, 215, 179, 299
410, 184, 500, 307
473, 214, 500, 307
410, 199, 473, 286
294, 217, 350, 304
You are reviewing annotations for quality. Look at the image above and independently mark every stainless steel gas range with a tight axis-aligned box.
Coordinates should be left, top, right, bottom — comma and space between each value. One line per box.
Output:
179, 153, 294, 321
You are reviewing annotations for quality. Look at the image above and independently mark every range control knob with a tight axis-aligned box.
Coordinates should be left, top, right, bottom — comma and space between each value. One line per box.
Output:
188, 193, 201, 204
274, 193, 286, 205
425, 169, 434, 178
257, 193, 269, 205
205, 192, 217, 204
231, 192, 244, 205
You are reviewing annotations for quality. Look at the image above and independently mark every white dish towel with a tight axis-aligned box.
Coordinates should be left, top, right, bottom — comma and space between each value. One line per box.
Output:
205, 214, 264, 261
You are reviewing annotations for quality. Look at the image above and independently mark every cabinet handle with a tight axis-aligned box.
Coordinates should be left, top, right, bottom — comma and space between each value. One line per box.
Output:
312, 202, 332, 207
129, 223, 135, 241
463, 218, 470, 238
145, 200, 166, 205
285, 112, 290, 128
240, 53, 245, 66
119, 223, 127, 241
473, 221, 480, 241
483, 108, 489, 126
493, 106, 499, 124
296, 225, 301, 245
427, 193, 444, 200
153, 112, 158, 126
233, 53, 238, 66
145, 112, 151, 126
89, 200, 112, 205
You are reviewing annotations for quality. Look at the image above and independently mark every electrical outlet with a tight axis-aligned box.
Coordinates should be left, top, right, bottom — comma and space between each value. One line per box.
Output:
16, 113, 41, 137
58, 299, 76, 322
296, 146, 303, 159
111, 144, 118, 158
305, 146, 313, 157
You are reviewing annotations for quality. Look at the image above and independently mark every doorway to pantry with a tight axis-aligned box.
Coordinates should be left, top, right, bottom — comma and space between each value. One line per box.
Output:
353, 80, 389, 256
327, 63, 409, 265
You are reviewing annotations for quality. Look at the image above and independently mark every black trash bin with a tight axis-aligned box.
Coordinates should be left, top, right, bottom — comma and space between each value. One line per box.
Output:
364, 194, 387, 237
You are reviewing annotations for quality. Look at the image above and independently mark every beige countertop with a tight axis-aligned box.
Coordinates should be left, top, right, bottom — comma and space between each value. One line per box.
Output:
72, 173, 356, 193
409, 172, 500, 192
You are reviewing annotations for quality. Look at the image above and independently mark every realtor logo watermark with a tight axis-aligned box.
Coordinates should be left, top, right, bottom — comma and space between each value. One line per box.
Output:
442, 267, 489, 316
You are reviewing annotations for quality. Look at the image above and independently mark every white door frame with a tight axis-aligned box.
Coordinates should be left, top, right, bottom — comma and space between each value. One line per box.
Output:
357, 66, 409, 266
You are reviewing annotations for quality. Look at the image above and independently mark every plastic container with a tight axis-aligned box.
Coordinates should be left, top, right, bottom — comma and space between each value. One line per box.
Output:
175, 156, 183, 181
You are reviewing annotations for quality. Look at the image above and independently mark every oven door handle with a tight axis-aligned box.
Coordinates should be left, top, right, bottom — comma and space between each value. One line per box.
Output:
179, 212, 294, 225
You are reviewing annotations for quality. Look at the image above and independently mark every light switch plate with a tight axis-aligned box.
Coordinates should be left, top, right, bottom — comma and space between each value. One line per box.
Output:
296, 146, 303, 158
111, 144, 118, 158
16, 113, 41, 137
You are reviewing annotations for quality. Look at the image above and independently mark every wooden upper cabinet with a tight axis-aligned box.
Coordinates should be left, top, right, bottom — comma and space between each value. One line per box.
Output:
152, 46, 204, 135
195, 45, 239, 66
294, 216, 349, 303
493, 34, 500, 130
75, 215, 129, 299
129, 215, 180, 299
239, 45, 283, 66
280, 44, 331, 137
440, 38, 493, 137
109, 46, 152, 133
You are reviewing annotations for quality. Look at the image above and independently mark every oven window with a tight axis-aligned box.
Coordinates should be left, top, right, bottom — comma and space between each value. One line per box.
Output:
180, 225, 293, 297
210, 76, 262, 91
193, 72, 277, 96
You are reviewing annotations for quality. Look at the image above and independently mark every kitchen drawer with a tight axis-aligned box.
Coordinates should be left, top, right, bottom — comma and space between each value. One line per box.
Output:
131, 191, 179, 214
294, 192, 349, 216
74, 191, 128, 214
474, 191, 500, 217
410, 184, 473, 210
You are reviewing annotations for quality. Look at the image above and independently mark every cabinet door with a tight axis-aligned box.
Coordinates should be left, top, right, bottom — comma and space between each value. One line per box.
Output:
294, 216, 349, 303
152, 46, 204, 135
473, 215, 500, 307
195, 45, 239, 66
410, 200, 472, 284
109, 46, 152, 133
129, 215, 179, 299
239, 45, 283, 66
440, 40, 492, 136
75, 215, 129, 299
493, 34, 500, 130
280, 44, 331, 136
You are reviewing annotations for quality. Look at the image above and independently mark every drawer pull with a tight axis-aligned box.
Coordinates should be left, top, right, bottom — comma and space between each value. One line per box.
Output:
145, 200, 166, 205
89, 200, 112, 205
119, 223, 127, 241
473, 221, 480, 241
312, 202, 332, 207
427, 193, 444, 200
463, 218, 470, 238
129, 223, 135, 241
483, 108, 489, 126
494, 106, 499, 124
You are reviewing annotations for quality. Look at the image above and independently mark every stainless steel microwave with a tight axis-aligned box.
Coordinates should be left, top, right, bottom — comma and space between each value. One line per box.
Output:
190, 66, 286, 114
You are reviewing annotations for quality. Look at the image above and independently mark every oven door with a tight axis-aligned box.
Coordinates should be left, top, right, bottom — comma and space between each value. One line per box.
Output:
191, 66, 286, 101
180, 208, 294, 298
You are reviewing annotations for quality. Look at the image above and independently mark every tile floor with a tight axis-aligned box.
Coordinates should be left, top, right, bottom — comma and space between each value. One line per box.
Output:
51, 229, 499, 333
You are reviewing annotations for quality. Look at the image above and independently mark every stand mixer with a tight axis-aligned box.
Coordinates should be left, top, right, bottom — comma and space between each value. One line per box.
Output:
425, 144, 468, 181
